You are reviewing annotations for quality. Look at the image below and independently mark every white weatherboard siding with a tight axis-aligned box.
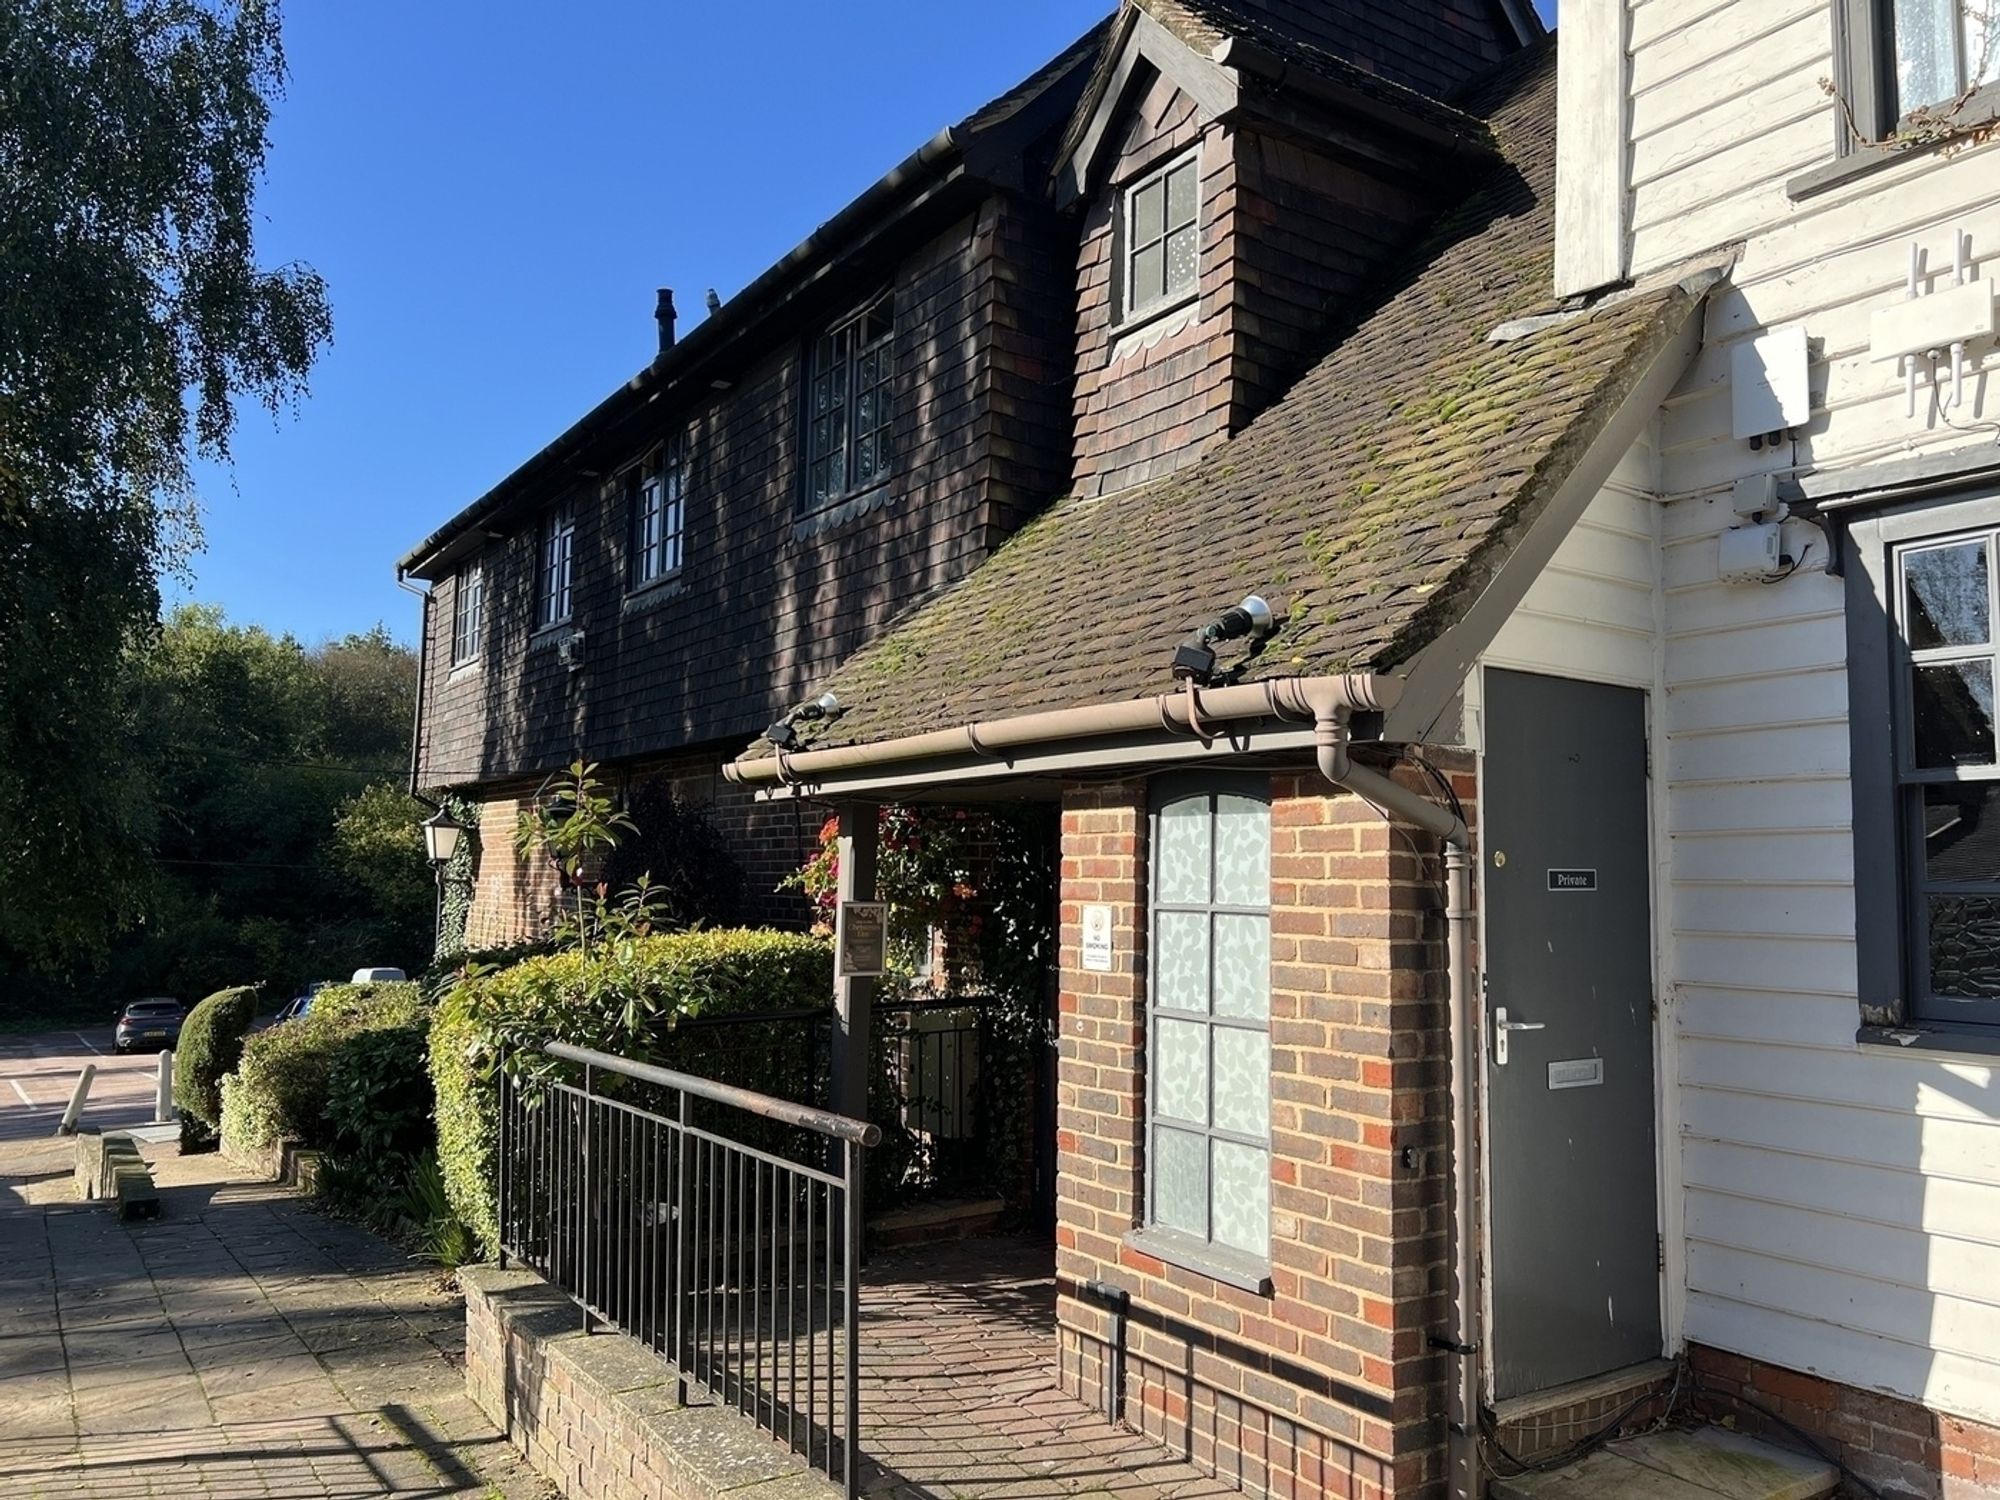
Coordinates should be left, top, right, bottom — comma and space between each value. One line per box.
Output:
1481, 442, 1661, 692
1539, 0, 2000, 1430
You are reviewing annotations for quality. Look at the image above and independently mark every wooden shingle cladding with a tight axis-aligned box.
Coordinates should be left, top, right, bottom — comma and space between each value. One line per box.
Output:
1174, 0, 1528, 101
1070, 69, 1447, 497
414, 190, 1080, 789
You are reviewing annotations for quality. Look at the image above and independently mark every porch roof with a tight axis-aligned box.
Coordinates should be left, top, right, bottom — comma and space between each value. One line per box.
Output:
733, 40, 1715, 783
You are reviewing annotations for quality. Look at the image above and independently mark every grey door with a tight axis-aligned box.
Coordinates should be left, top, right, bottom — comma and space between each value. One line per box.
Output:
1484, 669, 1660, 1401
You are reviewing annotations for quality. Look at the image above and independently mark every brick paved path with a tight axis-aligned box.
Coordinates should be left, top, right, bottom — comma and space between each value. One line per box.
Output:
0, 1139, 549, 1499
850, 1239, 1229, 1500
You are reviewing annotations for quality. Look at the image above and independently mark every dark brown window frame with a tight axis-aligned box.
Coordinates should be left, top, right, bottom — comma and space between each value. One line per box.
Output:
535, 503, 575, 630
450, 556, 484, 668
627, 435, 686, 592
802, 292, 896, 515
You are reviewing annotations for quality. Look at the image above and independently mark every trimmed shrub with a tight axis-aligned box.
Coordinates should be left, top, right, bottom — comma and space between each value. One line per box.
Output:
225, 982, 428, 1154
174, 985, 258, 1132
324, 1024, 433, 1166
430, 929, 832, 1255
416, 937, 556, 1003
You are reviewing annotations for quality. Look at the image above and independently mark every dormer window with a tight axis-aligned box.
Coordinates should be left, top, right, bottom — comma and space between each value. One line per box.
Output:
805, 294, 895, 511
1121, 149, 1200, 321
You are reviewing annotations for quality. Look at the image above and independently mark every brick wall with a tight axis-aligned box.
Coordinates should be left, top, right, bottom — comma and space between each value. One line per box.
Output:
459, 746, 823, 948
1691, 1345, 2000, 1500
1052, 767, 1465, 1500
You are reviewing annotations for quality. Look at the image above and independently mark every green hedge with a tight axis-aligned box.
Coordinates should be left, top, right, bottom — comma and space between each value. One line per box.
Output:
221, 982, 428, 1154
429, 929, 833, 1256
174, 985, 258, 1130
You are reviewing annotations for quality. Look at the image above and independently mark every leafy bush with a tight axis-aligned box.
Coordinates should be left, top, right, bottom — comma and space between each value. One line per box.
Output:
429, 929, 832, 1255
416, 937, 556, 1003
174, 985, 258, 1132
223, 981, 428, 1154
324, 1024, 433, 1166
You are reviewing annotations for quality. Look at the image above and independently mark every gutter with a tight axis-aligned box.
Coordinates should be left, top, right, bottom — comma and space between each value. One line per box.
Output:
396, 127, 968, 581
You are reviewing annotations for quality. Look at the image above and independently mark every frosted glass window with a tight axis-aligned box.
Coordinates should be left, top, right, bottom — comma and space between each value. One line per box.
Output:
1147, 777, 1271, 1262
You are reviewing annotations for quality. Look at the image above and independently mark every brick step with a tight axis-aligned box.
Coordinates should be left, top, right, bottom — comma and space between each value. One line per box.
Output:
1492, 1427, 1839, 1500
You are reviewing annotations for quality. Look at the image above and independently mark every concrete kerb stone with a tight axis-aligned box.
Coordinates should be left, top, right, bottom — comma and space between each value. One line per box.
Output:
465, 1262, 841, 1500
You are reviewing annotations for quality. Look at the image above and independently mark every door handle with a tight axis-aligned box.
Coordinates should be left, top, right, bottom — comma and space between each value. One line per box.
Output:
1493, 1007, 1546, 1066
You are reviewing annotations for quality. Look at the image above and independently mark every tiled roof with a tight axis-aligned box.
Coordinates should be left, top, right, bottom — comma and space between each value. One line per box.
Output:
745, 41, 1699, 761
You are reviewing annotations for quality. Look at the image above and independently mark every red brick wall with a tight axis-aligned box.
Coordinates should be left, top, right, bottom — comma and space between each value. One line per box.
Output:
459, 746, 822, 947
1052, 767, 1464, 1500
1691, 1345, 2000, 1500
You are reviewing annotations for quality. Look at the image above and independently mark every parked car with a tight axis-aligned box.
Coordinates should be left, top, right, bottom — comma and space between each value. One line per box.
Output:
349, 967, 406, 984
114, 998, 185, 1053
274, 980, 334, 1024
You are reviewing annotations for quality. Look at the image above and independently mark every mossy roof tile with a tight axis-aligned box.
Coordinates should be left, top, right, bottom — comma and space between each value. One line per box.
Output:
746, 41, 1693, 762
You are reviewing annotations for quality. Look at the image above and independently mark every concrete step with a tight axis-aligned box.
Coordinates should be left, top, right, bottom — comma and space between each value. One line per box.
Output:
1492, 1426, 1838, 1500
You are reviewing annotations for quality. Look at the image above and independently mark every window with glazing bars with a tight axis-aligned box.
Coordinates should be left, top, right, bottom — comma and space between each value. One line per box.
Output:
450, 559, 483, 666
1146, 776, 1272, 1264
1123, 151, 1199, 319
537, 504, 574, 628
1896, 527, 2000, 1019
630, 437, 685, 588
805, 295, 894, 510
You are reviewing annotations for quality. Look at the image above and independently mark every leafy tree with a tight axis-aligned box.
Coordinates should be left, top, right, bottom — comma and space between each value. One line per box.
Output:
0, 0, 332, 961
330, 782, 434, 963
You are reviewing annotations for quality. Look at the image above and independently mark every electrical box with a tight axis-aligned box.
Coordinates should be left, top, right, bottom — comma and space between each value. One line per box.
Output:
1731, 474, 1780, 520
1731, 327, 1812, 439
1719, 523, 1783, 583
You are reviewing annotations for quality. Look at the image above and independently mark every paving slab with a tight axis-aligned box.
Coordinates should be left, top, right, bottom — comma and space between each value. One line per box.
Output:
0, 1123, 552, 1500
1491, 1426, 1839, 1500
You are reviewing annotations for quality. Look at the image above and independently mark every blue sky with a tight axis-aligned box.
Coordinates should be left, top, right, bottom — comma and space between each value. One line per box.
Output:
177, 1, 1557, 645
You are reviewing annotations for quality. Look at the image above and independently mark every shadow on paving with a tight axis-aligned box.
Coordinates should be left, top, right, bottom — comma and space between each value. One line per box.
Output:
0, 1137, 551, 1500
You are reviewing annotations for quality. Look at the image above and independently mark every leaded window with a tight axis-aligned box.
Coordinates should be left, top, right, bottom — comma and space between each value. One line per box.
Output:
450, 559, 483, 667
537, 504, 574, 628
1896, 526, 2000, 1017
1146, 776, 1271, 1264
630, 437, 685, 589
1122, 151, 1199, 319
806, 295, 895, 510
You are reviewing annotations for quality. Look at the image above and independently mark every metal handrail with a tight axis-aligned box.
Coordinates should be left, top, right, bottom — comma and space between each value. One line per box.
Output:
543, 1040, 881, 1146
502, 1040, 874, 1497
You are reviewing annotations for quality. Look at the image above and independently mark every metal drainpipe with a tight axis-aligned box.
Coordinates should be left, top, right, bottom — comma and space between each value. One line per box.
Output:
1311, 713, 1481, 1500
395, 570, 433, 803
1079, 1280, 1130, 1425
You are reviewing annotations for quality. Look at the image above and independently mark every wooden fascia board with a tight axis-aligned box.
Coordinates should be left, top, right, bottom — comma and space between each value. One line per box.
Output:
1053, 8, 1239, 205
1382, 277, 1719, 744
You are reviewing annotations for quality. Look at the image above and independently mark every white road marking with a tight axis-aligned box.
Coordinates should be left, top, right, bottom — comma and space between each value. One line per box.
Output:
73, 1032, 102, 1055
9, 1079, 31, 1106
